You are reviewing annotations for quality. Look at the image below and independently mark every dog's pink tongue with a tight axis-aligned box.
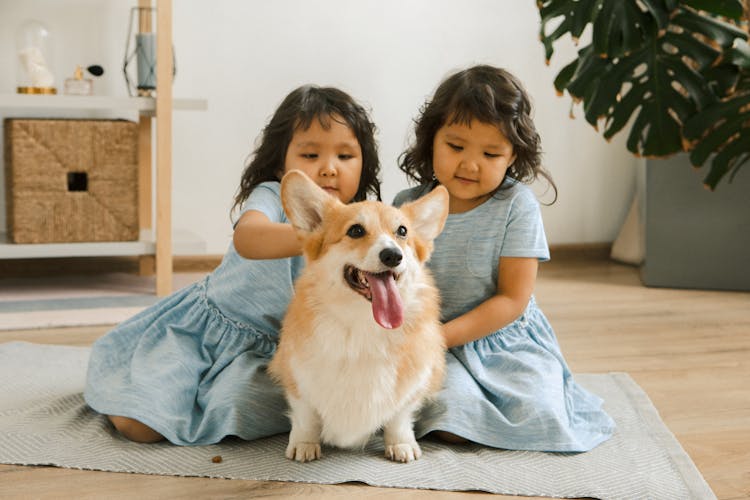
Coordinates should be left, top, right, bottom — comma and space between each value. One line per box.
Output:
367, 272, 403, 329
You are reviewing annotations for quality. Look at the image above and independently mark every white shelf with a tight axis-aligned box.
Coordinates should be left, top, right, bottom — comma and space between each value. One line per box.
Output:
0, 229, 206, 259
0, 93, 207, 114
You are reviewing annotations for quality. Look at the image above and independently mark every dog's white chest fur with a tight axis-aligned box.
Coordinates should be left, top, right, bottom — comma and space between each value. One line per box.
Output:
290, 308, 423, 448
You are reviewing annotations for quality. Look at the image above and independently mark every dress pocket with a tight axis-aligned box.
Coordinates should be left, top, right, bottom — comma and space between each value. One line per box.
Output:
466, 236, 496, 278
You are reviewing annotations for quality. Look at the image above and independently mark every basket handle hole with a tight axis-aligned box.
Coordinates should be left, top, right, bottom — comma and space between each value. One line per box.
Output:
67, 172, 88, 192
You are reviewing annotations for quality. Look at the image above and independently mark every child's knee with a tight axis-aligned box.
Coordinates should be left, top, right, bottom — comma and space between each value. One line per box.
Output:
108, 415, 164, 443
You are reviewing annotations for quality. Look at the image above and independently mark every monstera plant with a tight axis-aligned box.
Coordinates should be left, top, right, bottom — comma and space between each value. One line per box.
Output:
537, 0, 750, 190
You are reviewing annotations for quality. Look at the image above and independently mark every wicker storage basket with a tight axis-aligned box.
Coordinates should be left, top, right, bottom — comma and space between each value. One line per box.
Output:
4, 118, 139, 243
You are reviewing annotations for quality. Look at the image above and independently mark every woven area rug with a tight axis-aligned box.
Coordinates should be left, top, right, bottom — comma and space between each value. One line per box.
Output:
0, 342, 715, 500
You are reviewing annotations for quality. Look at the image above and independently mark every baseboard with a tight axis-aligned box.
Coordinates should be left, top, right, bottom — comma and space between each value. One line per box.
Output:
548, 243, 612, 261
0, 255, 224, 278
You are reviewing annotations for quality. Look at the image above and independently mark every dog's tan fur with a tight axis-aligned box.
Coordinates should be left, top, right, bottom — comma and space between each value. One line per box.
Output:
269, 171, 448, 463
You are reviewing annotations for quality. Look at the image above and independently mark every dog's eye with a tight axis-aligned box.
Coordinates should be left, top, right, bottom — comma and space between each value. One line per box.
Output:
346, 224, 366, 238
396, 225, 407, 238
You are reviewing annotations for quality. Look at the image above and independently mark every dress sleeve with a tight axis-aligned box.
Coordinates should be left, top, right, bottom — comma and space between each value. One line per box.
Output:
239, 182, 286, 223
500, 187, 550, 261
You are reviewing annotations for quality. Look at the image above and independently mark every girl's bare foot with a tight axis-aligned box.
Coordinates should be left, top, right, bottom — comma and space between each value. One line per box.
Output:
108, 415, 164, 443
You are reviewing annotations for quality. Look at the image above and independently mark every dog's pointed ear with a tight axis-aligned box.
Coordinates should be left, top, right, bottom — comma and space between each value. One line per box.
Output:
400, 186, 449, 242
281, 170, 338, 233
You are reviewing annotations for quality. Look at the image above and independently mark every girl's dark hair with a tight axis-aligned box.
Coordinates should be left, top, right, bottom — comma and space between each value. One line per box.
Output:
232, 85, 381, 215
398, 65, 557, 202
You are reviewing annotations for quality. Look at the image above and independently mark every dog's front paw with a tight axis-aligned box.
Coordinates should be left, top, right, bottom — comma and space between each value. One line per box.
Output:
286, 441, 322, 462
385, 442, 422, 463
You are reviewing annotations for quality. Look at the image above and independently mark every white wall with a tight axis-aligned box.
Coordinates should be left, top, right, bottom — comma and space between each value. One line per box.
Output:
0, 0, 638, 254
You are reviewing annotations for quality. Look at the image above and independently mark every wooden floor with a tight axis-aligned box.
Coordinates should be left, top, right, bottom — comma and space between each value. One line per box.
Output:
1, 256, 748, 499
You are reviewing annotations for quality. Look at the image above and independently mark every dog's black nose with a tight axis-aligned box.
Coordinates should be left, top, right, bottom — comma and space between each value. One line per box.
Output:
379, 247, 403, 268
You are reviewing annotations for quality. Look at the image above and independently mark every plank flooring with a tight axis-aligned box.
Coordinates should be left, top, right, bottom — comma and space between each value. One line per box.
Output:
0, 256, 748, 499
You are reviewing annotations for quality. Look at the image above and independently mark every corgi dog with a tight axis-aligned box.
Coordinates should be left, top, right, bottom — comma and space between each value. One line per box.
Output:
269, 170, 449, 463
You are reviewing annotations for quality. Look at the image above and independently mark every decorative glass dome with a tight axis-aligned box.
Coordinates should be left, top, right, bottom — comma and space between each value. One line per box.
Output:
16, 20, 56, 94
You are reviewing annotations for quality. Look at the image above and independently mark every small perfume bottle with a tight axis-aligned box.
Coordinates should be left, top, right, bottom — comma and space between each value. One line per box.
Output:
64, 66, 93, 96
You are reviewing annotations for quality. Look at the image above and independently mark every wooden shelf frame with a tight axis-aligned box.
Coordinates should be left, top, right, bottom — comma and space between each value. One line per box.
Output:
153, 0, 173, 296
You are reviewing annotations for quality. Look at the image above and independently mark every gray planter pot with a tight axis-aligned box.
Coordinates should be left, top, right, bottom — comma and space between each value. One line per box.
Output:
642, 154, 750, 291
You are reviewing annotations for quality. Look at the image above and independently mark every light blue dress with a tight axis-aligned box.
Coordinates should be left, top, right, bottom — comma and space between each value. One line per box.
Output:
84, 182, 298, 445
394, 181, 615, 452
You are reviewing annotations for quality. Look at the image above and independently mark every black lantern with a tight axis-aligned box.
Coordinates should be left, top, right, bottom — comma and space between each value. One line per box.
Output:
123, 7, 175, 97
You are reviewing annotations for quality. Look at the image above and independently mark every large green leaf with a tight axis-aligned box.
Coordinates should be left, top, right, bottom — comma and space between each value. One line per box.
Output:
539, 1, 748, 158
539, 0, 665, 61
538, 0, 600, 61
682, 0, 746, 19
728, 37, 750, 68
702, 38, 750, 97
538, 0, 747, 59
684, 68, 750, 189
591, 1, 660, 59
